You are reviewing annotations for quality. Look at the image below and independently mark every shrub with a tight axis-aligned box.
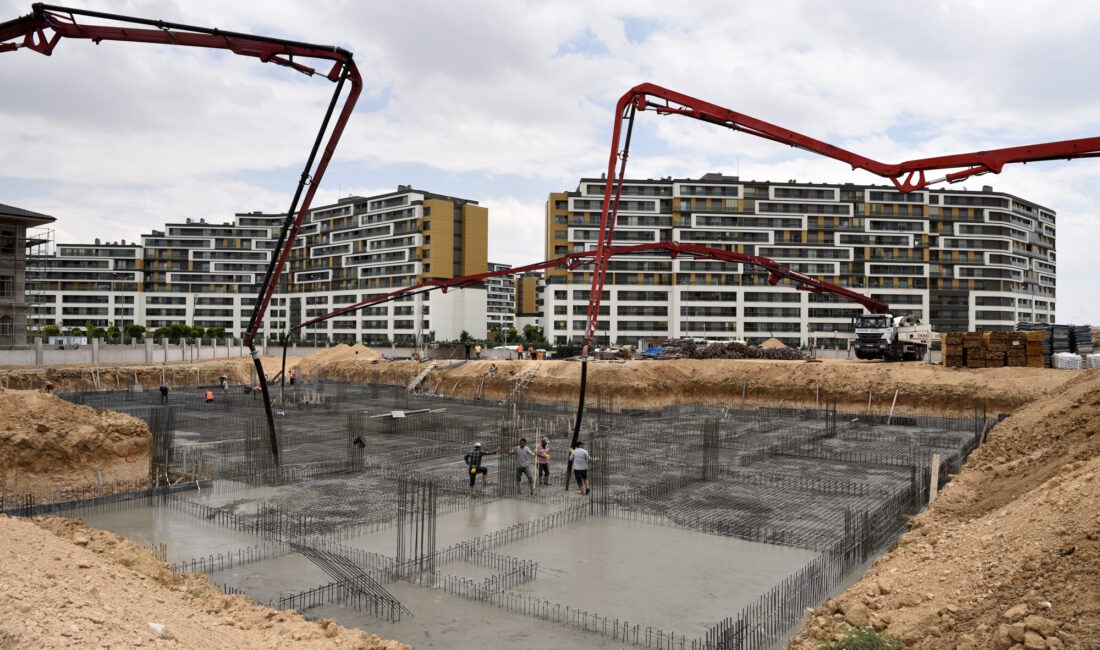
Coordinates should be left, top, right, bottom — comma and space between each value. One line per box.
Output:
817, 626, 902, 650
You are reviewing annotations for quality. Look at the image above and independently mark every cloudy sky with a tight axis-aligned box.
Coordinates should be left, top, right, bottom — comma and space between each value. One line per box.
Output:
3, 1, 1099, 324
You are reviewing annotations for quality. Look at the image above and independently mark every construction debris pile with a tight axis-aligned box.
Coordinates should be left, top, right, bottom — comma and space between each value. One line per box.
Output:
657, 338, 805, 361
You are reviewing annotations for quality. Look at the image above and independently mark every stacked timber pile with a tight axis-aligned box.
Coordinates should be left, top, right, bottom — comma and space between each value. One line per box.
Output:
942, 331, 1045, 368
1016, 321, 1052, 367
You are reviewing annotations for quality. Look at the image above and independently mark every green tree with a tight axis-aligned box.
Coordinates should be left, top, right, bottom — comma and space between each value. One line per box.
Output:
206, 327, 226, 340
106, 325, 121, 342
167, 323, 190, 342
522, 324, 546, 347
68, 327, 84, 337
41, 324, 62, 338
88, 325, 107, 340
191, 325, 205, 341
153, 327, 170, 341
124, 324, 146, 341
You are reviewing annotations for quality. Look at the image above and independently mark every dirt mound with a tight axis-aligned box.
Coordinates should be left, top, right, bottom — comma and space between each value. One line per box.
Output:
788, 369, 1100, 649
294, 344, 385, 379
310, 357, 1077, 416
0, 515, 410, 649
760, 337, 787, 348
0, 388, 151, 499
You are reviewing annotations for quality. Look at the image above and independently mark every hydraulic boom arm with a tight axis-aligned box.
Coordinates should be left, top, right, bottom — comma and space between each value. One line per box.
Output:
586, 82, 1100, 350
2, 3, 363, 466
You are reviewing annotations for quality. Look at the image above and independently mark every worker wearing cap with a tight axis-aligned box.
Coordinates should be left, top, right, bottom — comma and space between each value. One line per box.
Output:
535, 438, 551, 486
464, 442, 498, 495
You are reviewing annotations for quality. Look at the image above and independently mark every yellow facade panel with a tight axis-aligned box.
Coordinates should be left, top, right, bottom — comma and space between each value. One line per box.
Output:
461, 204, 489, 276
422, 199, 454, 280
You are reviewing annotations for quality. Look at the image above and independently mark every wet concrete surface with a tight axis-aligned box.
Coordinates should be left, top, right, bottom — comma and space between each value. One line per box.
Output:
310, 585, 638, 650
82, 506, 266, 563
58, 385, 983, 648
491, 516, 816, 633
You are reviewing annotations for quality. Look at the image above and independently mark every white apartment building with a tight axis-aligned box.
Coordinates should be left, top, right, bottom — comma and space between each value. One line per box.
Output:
544, 174, 1056, 347
486, 262, 516, 332
29, 187, 492, 344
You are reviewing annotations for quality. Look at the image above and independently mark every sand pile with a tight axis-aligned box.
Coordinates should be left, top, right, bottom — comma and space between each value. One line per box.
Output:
294, 344, 384, 380
0, 515, 411, 649
0, 388, 151, 499
788, 369, 1100, 649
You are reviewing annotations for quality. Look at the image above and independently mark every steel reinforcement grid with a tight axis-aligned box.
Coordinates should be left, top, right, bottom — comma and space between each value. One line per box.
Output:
32, 382, 990, 650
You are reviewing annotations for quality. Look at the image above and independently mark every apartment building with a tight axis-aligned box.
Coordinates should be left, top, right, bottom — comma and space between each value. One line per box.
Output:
544, 174, 1056, 347
1, 203, 55, 346
486, 262, 516, 332
29, 186, 490, 344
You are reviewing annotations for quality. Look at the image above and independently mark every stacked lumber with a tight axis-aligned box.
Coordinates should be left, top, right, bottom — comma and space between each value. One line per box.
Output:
1016, 322, 1052, 368
942, 330, 1044, 368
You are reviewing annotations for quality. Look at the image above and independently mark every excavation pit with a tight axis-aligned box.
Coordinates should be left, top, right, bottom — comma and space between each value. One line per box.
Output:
35, 381, 988, 649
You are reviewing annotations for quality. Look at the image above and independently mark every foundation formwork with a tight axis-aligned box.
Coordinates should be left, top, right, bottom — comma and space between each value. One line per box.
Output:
24, 381, 987, 650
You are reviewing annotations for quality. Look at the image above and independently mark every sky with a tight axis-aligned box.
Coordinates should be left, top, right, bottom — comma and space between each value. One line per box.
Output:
2, 0, 1099, 324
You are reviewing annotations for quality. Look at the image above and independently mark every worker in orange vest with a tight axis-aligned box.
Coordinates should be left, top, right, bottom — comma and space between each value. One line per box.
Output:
204, 390, 214, 403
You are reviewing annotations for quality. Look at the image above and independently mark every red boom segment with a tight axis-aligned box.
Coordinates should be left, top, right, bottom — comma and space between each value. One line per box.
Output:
2, 3, 362, 466
586, 83, 1100, 350
291, 241, 888, 335
0, 3, 363, 348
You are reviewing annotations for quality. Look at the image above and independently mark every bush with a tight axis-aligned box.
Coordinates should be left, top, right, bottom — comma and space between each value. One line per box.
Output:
817, 626, 902, 650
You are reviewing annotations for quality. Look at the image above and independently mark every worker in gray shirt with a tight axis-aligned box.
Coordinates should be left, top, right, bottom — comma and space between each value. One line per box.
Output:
569, 440, 592, 495
513, 437, 536, 495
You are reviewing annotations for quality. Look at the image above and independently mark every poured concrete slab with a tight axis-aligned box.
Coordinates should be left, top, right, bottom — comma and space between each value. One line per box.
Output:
82, 506, 266, 563
341, 497, 564, 554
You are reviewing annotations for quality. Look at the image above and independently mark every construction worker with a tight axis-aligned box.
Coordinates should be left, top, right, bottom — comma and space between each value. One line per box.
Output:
464, 442, 498, 495
159, 384, 169, 404
569, 440, 592, 495
44, 380, 55, 394
204, 390, 214, 403
220, 374, 228, 393
289, 370, 296, 386
535, 438, 550, 485
513, 437, 536, 495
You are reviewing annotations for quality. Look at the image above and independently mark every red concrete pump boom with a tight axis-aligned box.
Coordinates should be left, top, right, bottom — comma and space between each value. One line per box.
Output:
291, 240, 889, 336
586, 82, 1100, 351
2, 3, 363, 466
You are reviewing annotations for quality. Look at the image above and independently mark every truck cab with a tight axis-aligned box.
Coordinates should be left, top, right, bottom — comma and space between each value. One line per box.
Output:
852, 313, 931, 361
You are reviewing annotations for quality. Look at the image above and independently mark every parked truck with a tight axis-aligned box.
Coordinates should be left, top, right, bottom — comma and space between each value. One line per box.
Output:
852, 313, 933, 361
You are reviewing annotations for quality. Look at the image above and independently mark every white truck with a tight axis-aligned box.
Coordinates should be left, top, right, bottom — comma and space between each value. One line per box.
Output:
852, 314, 934, 361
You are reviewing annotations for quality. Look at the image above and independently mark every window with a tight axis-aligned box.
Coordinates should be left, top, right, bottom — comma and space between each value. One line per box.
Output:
0, 229, 15, 255
0, 275, 12, 298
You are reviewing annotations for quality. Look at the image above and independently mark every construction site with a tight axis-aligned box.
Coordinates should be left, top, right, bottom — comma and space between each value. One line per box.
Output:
1, 349, 1098, 649
8, 365, 988, 648
2, 5, 1100, 650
